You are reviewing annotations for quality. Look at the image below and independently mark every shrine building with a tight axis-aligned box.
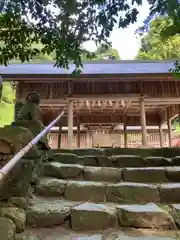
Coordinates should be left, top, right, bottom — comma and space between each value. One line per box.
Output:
1, 60, 180, 149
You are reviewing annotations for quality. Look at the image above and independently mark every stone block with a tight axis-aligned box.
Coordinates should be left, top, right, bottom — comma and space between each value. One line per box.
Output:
117, 203, 173, 229
0, 158, 35, 200
65, 181, 106, 202
74, 148, 104, 156
84, 166, 122, 182
27, 201, 71, 227
122, 167, 168, 183
111, 155, 145, 168
145, 157, 171, 167
165, 167, 180, 182
71, 203, 118, 230
106, 182, 159, 204
83, 156, 98, 166
0, 217, 16, 240
159, 183, 180, 203
171, 204, 180, 226
0, 207, 26, 233
8, 197, 28, 210
104, 147, 180, 158
35, 178, 67, 197
0, 125, 39, 158
170, 156, 180, 166
53, 153, 83, 164
43, 162, 84, 179
96, 156, 113, 167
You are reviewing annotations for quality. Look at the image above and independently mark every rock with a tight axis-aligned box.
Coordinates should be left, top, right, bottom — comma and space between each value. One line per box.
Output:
83, 156, 98, 166
0, 124, 44, 201
0, 158, 35, 200
111, 155, 145, 168
0, 217, 16, 240
27, 201, 71, 227
159, 183, 180, 203
0, 125, 39, 158
9, 197, 28, 210
170, 156, 180, 166
65, 181, 106, 202
106, 182, 160, 204
117, 203, 173, 229
35, 178, 67, 197
53, 153, 83, 164
0, 139, 13, 154
71, 202, 118, 230
13, 120, 50, 150
171, 204, 180, 226
144, 157, 171, 167
122, 167, 168, 183
43, 162, 84, 179
165, 167, 180, 182
0, 207, 26, 233
84, 166, 122, 182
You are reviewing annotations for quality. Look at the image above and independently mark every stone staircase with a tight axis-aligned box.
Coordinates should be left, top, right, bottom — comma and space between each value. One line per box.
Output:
17, 148, 180, 239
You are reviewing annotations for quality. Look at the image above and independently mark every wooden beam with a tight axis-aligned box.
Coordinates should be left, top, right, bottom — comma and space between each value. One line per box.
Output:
77, 117, 80, 148
57, 124, 62, 149
67, 94, 144, 100
6, 72, 173, 82
159, 124, 164, 147
68, 100, 73, 149
123, 116, 128, 148
139, 97, 148, 146
167, 109, 172, 147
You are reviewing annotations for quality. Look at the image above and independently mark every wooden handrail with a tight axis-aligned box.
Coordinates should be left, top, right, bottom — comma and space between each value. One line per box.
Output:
0, 110, 64, 182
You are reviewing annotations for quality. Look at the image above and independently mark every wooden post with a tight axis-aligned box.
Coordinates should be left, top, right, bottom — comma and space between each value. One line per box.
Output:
159, 124, 164, 147
77, 118, 80, 148
167, 118, 172, 147
123, 116, 128, 148
68, 100, 73, 149
139, 97, 148, 146
57, 124, 62, 149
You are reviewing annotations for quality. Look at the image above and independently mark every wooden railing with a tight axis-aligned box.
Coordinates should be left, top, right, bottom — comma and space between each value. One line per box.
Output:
0, 111, 64, 183
48, 130, 169, 149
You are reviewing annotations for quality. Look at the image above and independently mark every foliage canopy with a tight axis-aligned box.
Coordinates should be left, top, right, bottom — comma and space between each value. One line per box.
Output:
0, 0, 140, 70
140, 0, 180, 74
136, 17, 180, 60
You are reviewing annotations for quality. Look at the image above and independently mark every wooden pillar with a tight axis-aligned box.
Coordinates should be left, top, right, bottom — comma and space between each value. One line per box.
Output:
57, 124, 62, 149
68, 100, 73, 149
77, 118, 80, 148
159, 124, 164, 147
139, 97, 148, 146
123, 116, 128, 148
167, 118, 172, 147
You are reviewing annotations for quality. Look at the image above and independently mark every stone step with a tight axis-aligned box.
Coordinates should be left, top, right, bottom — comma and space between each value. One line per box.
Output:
43, 162, 180, 183
25, 197, 175, 231
52, 154, 178, 168
35, 178, 180, 204
50, 147, 180, 159
16, 227, 179, 240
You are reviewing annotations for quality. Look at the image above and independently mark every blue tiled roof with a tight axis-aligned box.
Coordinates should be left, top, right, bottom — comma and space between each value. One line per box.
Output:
0, 60, 175, 75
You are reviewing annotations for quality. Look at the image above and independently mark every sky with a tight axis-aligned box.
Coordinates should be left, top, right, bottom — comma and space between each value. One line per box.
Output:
84, 1, 150, 60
